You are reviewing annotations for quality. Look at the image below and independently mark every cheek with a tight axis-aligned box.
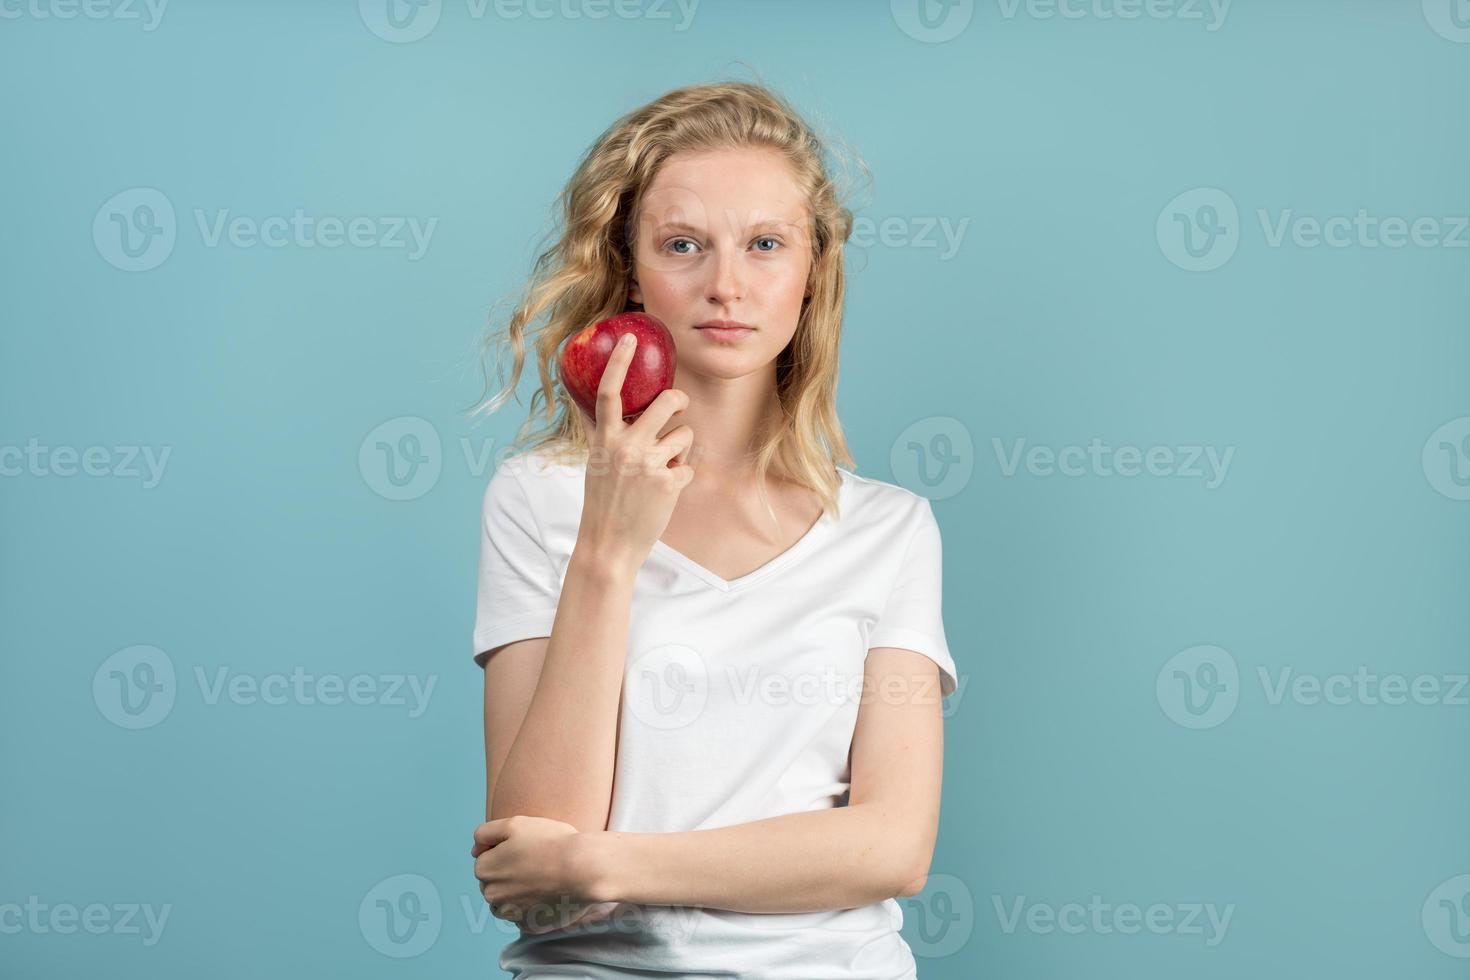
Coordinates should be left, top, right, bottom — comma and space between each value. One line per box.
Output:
774, 253, 813, 299
772, 269, 810, 317
638, 265, 702, 302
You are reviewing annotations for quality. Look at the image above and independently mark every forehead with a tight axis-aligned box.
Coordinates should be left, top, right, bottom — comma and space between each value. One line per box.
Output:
640, 146, 808, 233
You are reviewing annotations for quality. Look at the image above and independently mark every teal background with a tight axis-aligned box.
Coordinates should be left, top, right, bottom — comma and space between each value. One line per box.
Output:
3, 0, 1468, 977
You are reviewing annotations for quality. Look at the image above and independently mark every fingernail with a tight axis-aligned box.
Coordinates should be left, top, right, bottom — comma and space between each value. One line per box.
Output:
620, 334, 635, 348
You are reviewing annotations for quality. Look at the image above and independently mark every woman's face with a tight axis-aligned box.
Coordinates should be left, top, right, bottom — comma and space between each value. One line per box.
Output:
628, 146, 813, 380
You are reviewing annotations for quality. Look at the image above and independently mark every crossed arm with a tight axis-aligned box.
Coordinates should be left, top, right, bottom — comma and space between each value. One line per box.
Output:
482, 644, 946, 915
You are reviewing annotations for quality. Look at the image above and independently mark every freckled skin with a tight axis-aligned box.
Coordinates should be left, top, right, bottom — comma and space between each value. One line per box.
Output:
560, 312, 676, 423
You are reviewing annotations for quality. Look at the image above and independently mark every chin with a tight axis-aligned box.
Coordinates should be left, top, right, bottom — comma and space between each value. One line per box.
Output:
685, 350, 771, 379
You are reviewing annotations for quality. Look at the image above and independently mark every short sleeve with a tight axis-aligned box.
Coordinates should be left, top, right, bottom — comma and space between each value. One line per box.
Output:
472, 461, 562, 667
867, 497, 958, 698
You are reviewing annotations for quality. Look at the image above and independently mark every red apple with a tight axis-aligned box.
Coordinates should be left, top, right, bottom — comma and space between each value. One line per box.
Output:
559, 311, 676, 423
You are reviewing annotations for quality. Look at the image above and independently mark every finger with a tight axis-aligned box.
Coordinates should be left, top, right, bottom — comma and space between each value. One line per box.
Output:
595, 333, 637, 430
473, 819, 512, 849
626, 387, 689, 443
482, 886, 516, 923
649, 425, 694, 468
575, 403, 594, 443
571, 901, 618, 929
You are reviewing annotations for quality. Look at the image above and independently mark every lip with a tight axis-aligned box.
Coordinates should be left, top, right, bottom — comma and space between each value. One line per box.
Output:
695, 320, 756, 330
695, 325, 756, 343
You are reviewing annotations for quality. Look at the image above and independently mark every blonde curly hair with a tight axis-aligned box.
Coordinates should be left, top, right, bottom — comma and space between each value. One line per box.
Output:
470, 76, 868, 521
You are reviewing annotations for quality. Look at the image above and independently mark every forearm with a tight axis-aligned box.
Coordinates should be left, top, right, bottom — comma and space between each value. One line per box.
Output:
589, 803, 920, 913
490, 548, 635, 832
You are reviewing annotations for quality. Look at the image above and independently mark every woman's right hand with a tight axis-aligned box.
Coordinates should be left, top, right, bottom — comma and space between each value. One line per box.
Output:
574, 332, 694, 574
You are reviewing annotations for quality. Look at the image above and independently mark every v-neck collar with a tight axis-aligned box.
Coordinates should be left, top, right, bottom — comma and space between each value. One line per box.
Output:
649, 468, 850, 593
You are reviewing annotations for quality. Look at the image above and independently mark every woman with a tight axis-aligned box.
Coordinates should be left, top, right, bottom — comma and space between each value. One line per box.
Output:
468, 79, 957, 979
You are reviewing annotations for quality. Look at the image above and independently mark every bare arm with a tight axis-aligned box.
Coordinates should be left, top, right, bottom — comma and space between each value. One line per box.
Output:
585, 649, 946, 911
485, 334, 694, 832
485, 548, 636, 832
590, 803, 916, 913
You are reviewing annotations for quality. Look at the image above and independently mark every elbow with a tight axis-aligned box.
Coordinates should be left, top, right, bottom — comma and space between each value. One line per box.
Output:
896, 868, 928, 898
488, 788, 607, 833
894, 849, 933, 898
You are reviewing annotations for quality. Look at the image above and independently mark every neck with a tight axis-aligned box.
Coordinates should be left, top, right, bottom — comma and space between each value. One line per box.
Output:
661, 366, 785, 487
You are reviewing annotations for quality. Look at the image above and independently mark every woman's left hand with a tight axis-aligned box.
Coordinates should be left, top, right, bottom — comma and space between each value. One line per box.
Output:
471, 816, 613, 934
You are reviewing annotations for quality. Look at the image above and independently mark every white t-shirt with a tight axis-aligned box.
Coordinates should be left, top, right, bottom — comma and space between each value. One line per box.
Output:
473, 445, 956, 980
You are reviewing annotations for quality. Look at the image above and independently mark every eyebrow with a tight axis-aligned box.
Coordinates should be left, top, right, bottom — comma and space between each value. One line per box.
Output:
652, 218, 800, 236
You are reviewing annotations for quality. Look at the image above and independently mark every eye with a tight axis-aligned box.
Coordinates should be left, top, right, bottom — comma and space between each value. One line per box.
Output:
753, 236, 783, 252
663, 237, 699, 255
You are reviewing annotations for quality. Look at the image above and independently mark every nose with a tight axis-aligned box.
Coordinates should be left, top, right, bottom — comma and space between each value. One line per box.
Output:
706, 246, 744, 306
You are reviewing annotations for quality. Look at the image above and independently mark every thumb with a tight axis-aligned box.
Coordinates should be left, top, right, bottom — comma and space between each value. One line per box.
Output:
473, 818, 513, 850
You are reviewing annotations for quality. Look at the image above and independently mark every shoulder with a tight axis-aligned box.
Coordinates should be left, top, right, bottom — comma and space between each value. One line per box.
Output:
494, 442, 588, 485
484, 444, 584, 510
837, 467, 937, 536
482, 443, 588, 539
